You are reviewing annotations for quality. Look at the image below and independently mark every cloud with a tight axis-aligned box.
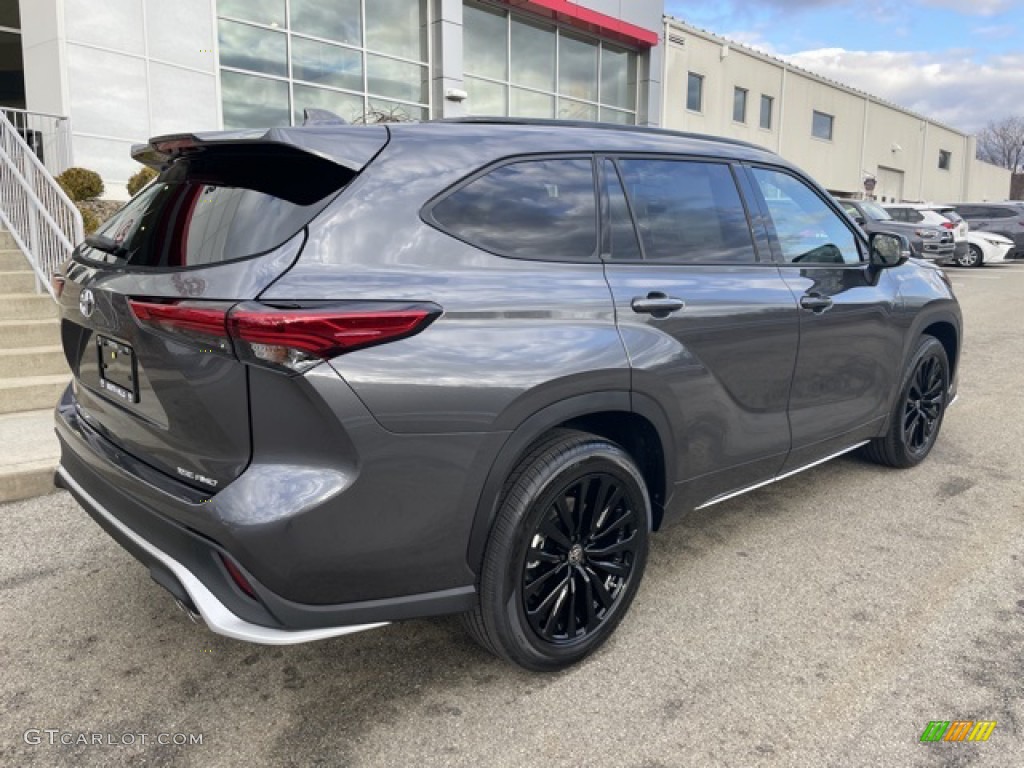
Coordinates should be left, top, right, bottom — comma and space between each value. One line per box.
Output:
783, 48, 1024, 133
918, 0, 1012, 14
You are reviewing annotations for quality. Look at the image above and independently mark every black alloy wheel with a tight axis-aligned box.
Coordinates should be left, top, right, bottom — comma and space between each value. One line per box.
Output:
522, 472, 641, 644
465, 430, 650, 671
862, 335, 950, 468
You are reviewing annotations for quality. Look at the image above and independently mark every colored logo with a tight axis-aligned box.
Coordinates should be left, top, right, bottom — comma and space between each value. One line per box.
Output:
920, 720, 996, 742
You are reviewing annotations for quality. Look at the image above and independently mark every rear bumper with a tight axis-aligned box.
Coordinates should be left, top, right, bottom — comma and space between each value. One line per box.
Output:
55, 465, 387, 645
54, 370, 496, 642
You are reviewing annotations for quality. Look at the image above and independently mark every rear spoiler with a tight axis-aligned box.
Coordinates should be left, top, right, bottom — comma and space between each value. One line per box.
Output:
131, 125, 390, 172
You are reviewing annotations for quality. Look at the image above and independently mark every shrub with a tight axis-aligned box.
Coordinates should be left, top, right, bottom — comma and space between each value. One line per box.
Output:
76, 204, 100, 235
57, 167, 104, 202
127, 166, 158, 196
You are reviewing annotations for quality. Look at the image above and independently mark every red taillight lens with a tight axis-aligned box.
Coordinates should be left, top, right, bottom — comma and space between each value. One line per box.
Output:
128, 299, 235, 355
941, 221, 954, 229
128, 299, 440, 373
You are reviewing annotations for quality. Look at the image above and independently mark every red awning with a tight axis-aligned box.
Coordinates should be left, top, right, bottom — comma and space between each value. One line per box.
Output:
501, 0, 659, 48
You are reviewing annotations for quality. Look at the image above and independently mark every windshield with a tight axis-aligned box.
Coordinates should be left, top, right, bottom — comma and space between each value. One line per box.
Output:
858, 200, 892, 221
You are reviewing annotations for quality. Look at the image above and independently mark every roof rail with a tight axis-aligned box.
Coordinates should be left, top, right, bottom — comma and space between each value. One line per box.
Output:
430, 116, 766, 152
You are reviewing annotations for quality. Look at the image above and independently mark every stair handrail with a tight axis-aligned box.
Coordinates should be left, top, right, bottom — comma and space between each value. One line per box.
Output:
0, 110, 84, 300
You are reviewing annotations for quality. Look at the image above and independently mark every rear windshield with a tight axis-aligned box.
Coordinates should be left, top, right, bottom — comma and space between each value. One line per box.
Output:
79, 146, 355, 269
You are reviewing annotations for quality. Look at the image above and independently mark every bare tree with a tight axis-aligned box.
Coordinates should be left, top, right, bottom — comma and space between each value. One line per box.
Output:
976, 116, 1024, 172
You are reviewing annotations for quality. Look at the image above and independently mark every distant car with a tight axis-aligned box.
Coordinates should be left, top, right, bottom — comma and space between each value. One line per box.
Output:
949, 203, 1024, 259
965, 231, 1014, 266
884, 204, 969, 265
837, 198, 954, 263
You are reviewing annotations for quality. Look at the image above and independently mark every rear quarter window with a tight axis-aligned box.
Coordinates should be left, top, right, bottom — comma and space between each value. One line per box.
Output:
427, 157, 598, 261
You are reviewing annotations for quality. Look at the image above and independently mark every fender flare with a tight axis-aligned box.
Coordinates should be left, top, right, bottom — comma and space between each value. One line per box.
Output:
464, 390, 676, 573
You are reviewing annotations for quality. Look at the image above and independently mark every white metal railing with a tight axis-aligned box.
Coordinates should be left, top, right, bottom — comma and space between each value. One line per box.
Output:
0, 110, 83, 299
0, 107, 74, 176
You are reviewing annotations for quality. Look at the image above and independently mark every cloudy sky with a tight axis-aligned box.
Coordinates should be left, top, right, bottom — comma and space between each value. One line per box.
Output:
664, 0, 1023, 135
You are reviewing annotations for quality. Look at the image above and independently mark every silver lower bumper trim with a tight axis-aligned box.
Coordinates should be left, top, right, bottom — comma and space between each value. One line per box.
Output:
57, 465, 389, 645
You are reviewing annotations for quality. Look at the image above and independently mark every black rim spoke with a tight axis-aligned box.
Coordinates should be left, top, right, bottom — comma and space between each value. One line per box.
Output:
521, 471, 640, 645
903, 353, 946, 452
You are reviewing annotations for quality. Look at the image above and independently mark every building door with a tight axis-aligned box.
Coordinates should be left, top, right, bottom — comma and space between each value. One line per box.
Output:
876, 166, 905, 203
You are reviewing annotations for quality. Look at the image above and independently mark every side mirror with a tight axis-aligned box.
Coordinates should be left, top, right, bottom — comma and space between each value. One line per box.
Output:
869, 232, 910, 268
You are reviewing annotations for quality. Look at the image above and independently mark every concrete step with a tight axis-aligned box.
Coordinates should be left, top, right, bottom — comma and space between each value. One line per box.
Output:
0, 270, 39, 294
0, 231, 17, 250
0, 319, 61, 348
0, 249, 28, 270
0, 374, 69, 415
0, 345, 68, 377
0, 409, 59, 503
0, 293, 57, 321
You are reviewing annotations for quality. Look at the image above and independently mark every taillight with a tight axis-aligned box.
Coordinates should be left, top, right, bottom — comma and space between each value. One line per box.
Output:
941, 221, 954, 229
219, 553, 258, 600
128, 299, 440, 373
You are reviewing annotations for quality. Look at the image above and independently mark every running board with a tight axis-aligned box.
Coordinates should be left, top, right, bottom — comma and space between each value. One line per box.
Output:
694, 441, 870, 511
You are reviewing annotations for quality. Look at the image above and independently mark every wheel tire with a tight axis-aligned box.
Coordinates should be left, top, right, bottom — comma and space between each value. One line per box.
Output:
464, 429, 651, 671
960, 244, 984, 268
861, 336, 950, 468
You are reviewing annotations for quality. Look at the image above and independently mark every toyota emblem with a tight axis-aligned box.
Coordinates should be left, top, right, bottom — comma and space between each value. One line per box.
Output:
79, 288, 96, 318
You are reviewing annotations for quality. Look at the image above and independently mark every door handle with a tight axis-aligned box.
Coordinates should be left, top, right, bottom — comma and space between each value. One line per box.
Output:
631, 293, 685, 318
799, 294, 833, 313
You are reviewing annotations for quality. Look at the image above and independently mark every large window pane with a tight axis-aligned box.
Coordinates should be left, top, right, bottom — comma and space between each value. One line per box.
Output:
293, 83, 366, 125
366, 54, 426, 103
292, 37, 362, 91
217, 0, 284, 27
290, 0, 360, 46
221, 71, 290, 129
365, 0, 426, 60
510, 17, 555, 91
465, 76, 506, 116
600, 107, 634, 125
751, 167, 859, 265
617, 160, 755, 263
464, 4, 507, 80
558, 98, 597, 122
510, 88, 554, 118
600, 44, 635, 110
218, 20, 286, 77
431, 158, 598, 261
0, 30, 25, 108
558, 33, 598, 102
366, 98, 427, 123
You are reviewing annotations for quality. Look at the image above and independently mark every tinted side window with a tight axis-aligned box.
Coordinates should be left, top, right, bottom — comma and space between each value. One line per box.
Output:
616, 159, 756, 263
986, 206, 1016, 219
751, 167, 860, 265
431, 158, 597, 260
604, 160, 641, 260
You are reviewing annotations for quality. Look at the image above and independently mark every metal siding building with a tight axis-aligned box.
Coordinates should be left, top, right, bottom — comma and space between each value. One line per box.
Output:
661, 18, 1010, 203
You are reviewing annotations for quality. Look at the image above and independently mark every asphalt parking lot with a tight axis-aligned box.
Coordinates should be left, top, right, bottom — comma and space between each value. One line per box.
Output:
2, 262, 1023, 768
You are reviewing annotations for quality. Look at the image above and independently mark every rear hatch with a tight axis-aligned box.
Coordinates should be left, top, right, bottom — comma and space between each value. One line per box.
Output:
59, 128, 387, 491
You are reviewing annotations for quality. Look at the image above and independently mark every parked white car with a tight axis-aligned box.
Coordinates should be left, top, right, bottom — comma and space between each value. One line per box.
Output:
965, 230, 1014, 267
884, 204, 970, 265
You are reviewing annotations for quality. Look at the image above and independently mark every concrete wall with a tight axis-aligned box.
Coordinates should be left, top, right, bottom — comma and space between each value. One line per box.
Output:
662, 19, 1010, 203
21, 0, 220, 199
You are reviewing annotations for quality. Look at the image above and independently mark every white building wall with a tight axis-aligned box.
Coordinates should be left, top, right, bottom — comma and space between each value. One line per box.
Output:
20, 0, 220, 199
662, 19, 1010, 203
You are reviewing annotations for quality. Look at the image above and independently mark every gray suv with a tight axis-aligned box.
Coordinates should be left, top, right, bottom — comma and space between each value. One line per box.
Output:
837, 197, 955, 263
53, 119, 961, 671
